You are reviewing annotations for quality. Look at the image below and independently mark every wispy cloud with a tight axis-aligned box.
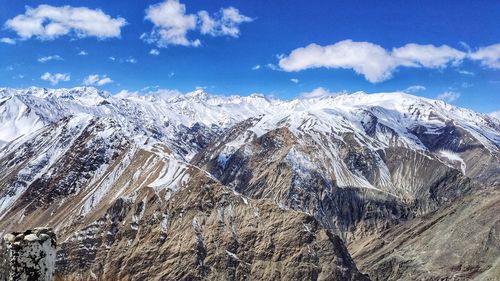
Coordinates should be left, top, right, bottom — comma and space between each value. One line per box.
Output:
290, 78, 299, 84
149, 49, 160, 55
436, 91, 460, 102
38, 55, 63, 63
122, 57, 137, 63
252, 64, 261, 70
41, 72, 70, 85
108, 56, 137, 63
5, 4, 126, 40
0, 37, 16, 44
457, 69, 474, 76
266, 63, 279, 71
83, 74, 113, 86
78, 50, 88, 56
461, 82, 473, 88
300, 87, 341, 99
403, 85, 426, 93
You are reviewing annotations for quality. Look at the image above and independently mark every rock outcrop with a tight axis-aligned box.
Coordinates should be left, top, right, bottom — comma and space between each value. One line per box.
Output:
1, 228, 56, 281
349, 187, 500, 281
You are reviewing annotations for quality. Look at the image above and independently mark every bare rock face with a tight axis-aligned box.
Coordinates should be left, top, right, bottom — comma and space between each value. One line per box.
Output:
55, 171, 369, 280
192, 124, 477, 242
349, 187, 500, 281
1, 228, 56, 281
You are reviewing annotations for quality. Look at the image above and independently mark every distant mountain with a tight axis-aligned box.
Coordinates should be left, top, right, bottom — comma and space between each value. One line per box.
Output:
0, 87, 498, 280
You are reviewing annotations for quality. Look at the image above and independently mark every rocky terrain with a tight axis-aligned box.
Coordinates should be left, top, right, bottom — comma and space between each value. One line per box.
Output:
350, 187, 500, 281
0, 87, 499, 280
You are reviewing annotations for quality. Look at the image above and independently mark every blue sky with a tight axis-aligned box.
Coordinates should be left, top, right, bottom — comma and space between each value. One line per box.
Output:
0, 0, 499, 113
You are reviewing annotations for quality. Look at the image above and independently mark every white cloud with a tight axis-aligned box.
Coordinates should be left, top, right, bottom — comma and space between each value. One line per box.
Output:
109, 56, 137, 63
143, 0, 199, 47
83, 74, 113, 86
252, 64, 261, 70
198, 7, 252, 37
489, 111, 500, 120
436, 91, 460, 102
403, 85, 426, 93
198, 11, 216, 35
300, 87, 340, 99
114, 89, 138, 98
168, 72, 175, 77
461, 82, 473, 88
266, 63, 279, 71
457, 69, 474, 75
468, 43, 500, 69
78, 50, 88, 56
392, 43, 465, 68
41, 72, 70, 85
38, 55, 63, 63
0, 37, 16, 44
143, 0, 252, 47
5, 5, 126, 40
290, 78, 299, 84
149, 49, 160, 55
141, 85, 160, 91
279, 40, 396, 82
459, 41, 471, 52
279, 40, 468, 83
122, 57, 137, 63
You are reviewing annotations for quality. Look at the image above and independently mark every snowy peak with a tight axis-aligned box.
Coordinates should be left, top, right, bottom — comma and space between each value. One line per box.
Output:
185, 89, 210, 101
0, 87, 498, 156
0, 94, 45, 144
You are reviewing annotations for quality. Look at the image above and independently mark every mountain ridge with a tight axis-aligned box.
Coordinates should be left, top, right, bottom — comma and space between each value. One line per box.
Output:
0, 87, 499, 280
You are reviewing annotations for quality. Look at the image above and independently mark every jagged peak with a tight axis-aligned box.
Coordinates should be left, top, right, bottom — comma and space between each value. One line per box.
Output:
185, 89, 209, 101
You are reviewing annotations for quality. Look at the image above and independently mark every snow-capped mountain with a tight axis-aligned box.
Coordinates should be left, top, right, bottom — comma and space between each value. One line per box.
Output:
0, 87, 499, 280
2, 87, 498, 157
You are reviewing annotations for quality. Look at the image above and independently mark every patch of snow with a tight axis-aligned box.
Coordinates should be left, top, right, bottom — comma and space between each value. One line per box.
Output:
439, 150, 466, 174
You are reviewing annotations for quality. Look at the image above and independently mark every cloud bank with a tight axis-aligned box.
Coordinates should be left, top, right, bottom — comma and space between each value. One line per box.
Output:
279, 40, 500, 83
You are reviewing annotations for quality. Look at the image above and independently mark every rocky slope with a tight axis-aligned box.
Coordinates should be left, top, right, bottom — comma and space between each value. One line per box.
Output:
349, 187, 500, 281
56, 170, 369, 280
0, 87, 499, 280
192, 93, 498, 241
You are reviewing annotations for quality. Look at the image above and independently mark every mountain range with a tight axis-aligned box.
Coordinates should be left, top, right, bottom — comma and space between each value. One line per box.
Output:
0, 87, 499, 280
